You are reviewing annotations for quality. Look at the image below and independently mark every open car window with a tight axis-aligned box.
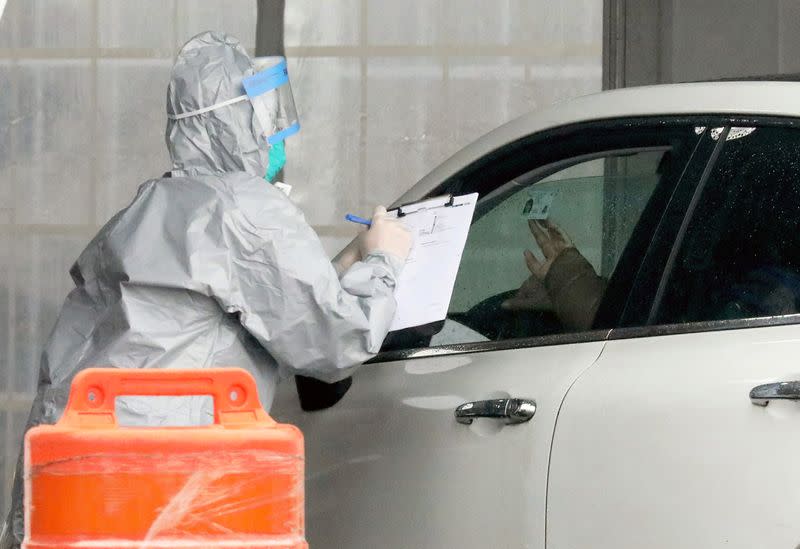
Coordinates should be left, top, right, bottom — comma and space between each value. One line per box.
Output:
380, 119, 705, 353
438, 149, 665, 343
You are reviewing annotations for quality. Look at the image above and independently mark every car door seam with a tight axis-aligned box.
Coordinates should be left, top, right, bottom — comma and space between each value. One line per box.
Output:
543, 336, 611, 548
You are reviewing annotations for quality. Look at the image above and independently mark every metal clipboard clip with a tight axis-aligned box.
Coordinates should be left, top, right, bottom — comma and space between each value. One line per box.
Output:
392, 194, 455, 218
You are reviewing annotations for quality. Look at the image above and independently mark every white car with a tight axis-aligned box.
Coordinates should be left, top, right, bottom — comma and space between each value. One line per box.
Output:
273, 81, 800, 549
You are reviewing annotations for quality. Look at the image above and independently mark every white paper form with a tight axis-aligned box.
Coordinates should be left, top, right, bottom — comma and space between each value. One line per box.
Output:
387, 193, 478, 331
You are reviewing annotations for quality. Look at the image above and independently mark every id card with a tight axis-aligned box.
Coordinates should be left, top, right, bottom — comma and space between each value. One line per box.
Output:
521, 190, 555, 220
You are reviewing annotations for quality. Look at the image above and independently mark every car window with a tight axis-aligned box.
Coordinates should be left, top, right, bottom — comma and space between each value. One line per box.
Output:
429, 149, 668, 345
653, 126, 800, 324
377, 120, 707, 354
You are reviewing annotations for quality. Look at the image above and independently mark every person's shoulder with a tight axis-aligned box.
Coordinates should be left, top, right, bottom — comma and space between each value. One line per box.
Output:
97, 176, 224, 240
144, 174, 222, 200
222, 173, 309, 231
222, 172, 282, 200
134, 173, 309, 233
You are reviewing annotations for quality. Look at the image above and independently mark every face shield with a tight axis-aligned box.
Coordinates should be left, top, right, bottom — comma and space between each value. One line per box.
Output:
167, 56, 300, 146
246, 57, 300, 145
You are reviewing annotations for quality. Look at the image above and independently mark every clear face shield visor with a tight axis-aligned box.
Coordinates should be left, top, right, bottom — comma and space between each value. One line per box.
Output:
167, 56, 300, 146
245, 57, 300, 144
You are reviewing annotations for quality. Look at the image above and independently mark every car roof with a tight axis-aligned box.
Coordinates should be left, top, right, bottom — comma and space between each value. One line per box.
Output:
396, 81, 800, 204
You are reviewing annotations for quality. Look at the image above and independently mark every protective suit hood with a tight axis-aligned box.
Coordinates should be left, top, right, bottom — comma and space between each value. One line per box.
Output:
166, 31, 269, 177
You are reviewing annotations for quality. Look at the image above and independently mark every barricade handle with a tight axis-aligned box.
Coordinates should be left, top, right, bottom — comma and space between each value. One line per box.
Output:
60, 367, 273, 427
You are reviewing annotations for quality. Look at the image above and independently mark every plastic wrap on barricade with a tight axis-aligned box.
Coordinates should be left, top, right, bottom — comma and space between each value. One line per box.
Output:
23, 368, 307, 549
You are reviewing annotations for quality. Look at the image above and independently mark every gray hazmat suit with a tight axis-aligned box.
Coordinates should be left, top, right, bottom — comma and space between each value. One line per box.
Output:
0, 31, 402, 548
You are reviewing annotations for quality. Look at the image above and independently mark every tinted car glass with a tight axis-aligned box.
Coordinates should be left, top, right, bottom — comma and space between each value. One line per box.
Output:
655, 126, 800, 324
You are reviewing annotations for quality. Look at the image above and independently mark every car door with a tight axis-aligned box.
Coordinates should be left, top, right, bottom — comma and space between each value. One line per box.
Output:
271, 118, 706, 549
548, 121, 800, 548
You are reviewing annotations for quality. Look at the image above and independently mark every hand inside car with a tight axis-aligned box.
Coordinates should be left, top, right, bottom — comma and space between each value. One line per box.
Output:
524, 219, 574, 279
502, 219, 574, 311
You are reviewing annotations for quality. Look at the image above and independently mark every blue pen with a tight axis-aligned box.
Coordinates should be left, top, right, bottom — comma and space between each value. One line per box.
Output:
345, 213, 372, 227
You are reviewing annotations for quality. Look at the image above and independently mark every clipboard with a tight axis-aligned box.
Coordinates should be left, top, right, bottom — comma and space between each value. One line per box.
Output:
391, 193, 455, 216
385, 192, 478, 331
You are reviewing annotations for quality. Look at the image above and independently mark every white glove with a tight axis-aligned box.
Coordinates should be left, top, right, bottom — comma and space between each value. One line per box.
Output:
359, 206, 412, 261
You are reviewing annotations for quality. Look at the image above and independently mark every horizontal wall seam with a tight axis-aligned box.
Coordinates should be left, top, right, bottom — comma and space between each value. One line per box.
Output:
0, 44, 600, 60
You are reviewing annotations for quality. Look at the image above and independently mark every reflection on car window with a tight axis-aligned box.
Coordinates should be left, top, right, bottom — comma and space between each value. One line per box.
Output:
433, 149, 668, 345
656, 127, 800, 324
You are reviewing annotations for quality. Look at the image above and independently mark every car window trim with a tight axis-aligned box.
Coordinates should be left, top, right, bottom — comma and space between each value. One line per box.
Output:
369, 312, 800, 365
478, 145, 672, 212
646, 127, 731, 323
369, 329, 613, 364
613, 129, 717, 327
595, 133, 712, 329
609, 314, 800, 341
423, 116, 724, 201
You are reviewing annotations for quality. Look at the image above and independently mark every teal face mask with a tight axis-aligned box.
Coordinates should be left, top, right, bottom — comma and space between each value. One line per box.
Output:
265, 140, 286, 183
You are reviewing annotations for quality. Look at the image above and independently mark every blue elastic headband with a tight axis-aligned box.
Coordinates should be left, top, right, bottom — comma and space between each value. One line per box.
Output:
267, 122, 300, 145
242, 60, 289, 97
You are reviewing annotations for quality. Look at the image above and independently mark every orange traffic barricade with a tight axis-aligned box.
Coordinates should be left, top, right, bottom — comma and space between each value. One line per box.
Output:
23, 368, 306, 549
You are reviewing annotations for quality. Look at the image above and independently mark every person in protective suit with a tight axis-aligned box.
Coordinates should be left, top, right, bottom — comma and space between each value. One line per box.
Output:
0, 31, 411, 548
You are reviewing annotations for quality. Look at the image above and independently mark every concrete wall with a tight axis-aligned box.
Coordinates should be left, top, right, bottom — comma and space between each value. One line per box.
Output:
0, 0, 602, 514
280, 0, 603, 253
606, 0, 800, 87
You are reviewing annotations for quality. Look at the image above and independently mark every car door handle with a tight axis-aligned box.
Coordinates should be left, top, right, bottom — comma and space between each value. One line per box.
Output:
750, 381, 800, 406
454, 398, 536, 425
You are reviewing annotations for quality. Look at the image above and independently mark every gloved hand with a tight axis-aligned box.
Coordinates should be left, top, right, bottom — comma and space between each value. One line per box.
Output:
359, 206, 413, 261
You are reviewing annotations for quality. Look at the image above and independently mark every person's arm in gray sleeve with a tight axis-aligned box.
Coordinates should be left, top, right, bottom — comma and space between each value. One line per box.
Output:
332, 235, 361, 278
219, 200, 411, 383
